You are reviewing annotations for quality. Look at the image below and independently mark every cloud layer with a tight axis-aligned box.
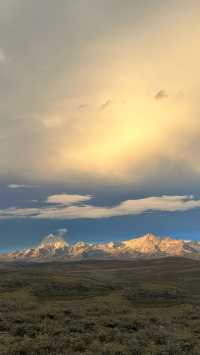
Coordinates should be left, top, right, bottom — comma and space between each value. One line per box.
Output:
0, 194, 200, 220
0, 1, 200, 189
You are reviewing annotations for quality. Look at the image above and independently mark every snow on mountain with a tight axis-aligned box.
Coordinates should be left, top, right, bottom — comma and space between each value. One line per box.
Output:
2, 232, 200, 261
122, 233, 160, 255
70, 241, 91, 257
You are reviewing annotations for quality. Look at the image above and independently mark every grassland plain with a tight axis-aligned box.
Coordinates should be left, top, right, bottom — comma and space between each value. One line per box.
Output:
0, 258, 200, 354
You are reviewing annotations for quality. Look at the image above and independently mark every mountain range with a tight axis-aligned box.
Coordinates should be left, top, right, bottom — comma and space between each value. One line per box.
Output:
1, 233, 200, 262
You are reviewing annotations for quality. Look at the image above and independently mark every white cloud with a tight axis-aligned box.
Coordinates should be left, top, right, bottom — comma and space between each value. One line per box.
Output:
46, 194, 92, 205
0, 194, 200, 220
58, 228, 68, 235
8, 184, 38, 189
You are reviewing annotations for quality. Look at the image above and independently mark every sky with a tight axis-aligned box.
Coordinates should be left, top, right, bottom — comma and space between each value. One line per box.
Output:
1, 0, 200, 250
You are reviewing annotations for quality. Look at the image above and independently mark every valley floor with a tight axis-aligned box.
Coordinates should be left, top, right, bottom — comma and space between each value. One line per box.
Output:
0, 258, 200, 354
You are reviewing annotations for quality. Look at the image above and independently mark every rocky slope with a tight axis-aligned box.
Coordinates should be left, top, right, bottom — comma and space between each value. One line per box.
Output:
1, 233, 200, 261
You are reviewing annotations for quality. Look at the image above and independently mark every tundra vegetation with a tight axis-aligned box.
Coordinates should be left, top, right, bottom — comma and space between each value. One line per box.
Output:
0, 258, 200, 354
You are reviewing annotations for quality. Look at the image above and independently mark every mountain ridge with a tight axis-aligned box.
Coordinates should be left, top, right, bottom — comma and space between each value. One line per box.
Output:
1, 233, 200, 262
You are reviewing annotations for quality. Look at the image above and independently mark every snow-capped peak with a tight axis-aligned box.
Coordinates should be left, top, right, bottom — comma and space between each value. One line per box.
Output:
39, 234, 69, 250
2, 232, 200, 261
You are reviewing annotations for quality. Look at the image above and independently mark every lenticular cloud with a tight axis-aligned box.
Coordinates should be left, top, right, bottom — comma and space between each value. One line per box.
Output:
0, 194, 199, 220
